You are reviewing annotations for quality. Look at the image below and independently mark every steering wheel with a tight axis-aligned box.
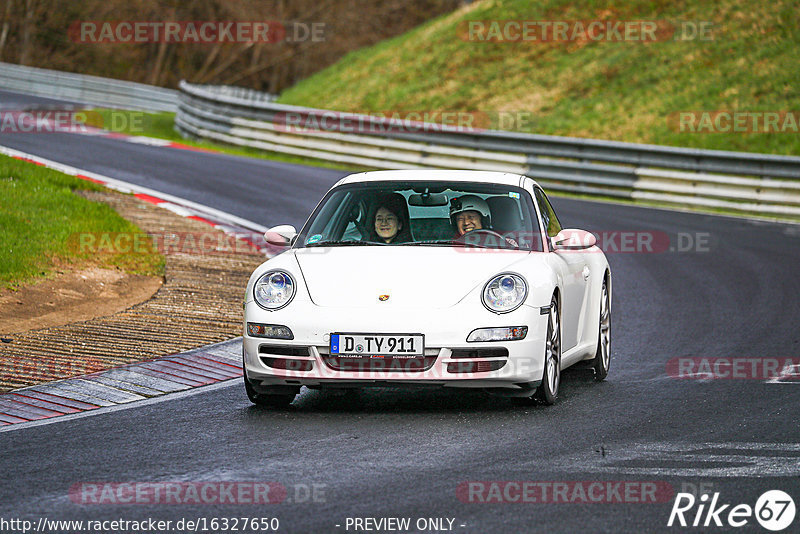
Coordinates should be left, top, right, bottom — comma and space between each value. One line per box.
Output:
456, 229, 519, 248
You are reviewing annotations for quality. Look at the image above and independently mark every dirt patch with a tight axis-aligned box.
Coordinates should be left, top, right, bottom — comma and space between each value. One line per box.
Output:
0, 267, 163, 335
0, 190, 265, 392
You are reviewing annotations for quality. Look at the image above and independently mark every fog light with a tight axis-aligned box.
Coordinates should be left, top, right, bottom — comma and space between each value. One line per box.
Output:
247, 323, 293, 339
467, 326, 527, 342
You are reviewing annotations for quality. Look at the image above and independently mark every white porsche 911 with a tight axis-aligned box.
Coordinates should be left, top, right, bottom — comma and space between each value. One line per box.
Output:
243, 170, 611, 407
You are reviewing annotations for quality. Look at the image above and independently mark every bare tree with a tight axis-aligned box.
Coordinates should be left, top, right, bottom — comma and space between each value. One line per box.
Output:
0, 0, 13, 61
2, 0, 462, 91
18, 0, 35, 65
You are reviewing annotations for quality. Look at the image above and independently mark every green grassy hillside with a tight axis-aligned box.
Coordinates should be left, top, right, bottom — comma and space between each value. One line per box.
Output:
278, 0, 799, 155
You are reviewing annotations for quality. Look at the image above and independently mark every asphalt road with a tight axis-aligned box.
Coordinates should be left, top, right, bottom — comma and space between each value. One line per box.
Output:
0, 89, 86, 110
1, 90, 799, 533
0, 89, 346, 228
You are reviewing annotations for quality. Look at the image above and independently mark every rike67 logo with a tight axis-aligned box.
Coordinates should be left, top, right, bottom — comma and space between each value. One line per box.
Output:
668, 490, 796, 531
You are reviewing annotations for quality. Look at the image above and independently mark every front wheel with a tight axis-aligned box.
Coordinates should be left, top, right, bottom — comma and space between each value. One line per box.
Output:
512, 295, 561, 407
535, 296, 561, 404
244, 375, 297, 407
591, 276, 611, 381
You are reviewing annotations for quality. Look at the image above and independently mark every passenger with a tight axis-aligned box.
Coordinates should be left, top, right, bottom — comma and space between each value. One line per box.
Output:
367, 193, 412, 244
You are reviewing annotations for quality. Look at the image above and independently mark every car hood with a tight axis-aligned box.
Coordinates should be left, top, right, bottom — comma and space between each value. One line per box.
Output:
293, 246, 530, 308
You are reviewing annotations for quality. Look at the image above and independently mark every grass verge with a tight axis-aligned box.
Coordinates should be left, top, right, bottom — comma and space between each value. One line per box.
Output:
0, 154, 164, 289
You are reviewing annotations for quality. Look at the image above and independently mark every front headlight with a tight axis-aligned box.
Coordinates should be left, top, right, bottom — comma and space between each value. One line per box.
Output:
253, 270, 296, 310
482, 273, 527, 313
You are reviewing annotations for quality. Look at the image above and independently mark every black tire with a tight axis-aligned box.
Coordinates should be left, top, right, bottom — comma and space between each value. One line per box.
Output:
591, 276, 611, 381
512, 295, 561, 407
535, 295, 561, 404
244, 375, 296, 407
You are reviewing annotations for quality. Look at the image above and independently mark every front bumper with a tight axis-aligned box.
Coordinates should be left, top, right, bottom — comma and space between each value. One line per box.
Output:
243, 301, 548, 392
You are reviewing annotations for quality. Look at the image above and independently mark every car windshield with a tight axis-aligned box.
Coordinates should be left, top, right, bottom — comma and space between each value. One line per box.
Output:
294, 180, 543, 251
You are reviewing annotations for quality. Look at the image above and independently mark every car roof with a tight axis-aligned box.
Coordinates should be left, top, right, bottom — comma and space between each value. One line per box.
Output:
336, 170, 539, 188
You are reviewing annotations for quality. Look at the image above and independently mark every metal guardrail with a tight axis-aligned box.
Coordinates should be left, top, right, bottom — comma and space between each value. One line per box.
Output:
0, 62, 178, 112
176, 80, 800, 218
191, 83, 276, 104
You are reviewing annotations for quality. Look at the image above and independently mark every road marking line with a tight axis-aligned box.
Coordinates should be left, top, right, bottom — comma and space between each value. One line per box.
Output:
549, 442, 800, 478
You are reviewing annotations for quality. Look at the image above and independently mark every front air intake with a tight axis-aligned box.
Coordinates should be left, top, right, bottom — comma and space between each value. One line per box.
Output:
258, 345, 310, 357
449, 348, 509, 359
261, 357, 313, 372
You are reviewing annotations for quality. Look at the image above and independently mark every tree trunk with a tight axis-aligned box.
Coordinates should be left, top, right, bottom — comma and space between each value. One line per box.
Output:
148, 40, 169, 86
19, 0, 35, 65
0, 0, 13, 61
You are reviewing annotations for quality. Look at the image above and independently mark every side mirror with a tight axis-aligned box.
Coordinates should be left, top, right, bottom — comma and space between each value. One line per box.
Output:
550, 229, 597, 250
264, 224, 297, 247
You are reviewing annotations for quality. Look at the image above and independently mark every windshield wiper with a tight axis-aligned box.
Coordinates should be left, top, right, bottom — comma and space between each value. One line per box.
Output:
405, 239, 457, 246
406, 239, 499, 249
305, 239, 386, 247
305, 240, 362, 247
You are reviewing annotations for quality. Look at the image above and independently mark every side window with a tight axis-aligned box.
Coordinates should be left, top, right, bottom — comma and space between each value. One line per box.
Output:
534, 188, 562, 238
341, 220, 361, 241
302, 191, 354, 243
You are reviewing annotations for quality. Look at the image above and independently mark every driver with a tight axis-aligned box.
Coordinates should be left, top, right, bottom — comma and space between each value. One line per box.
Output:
450, 195, 491, 236
450, 194, 519, 248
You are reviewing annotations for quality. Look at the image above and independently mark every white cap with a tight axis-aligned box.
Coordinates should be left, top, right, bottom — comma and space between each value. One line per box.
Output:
450, 194, 490, 221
